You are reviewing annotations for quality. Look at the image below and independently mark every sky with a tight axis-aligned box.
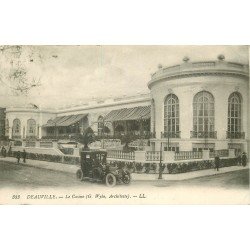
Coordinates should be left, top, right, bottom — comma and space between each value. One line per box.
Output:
0, 45, 248, 109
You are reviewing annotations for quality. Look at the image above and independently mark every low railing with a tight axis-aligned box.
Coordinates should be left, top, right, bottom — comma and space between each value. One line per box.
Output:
145, 151, 161, 161
12, 135, 21, 139
161, 131, 181, 138
25, 141, 36, 147
26, 136, 38, 140
190, 131, 217, 139
175, 151, 202, 161
97, 131, 154, 140
107, 150, 135, 160
209, 149, 229, 158
226, 131, 245, 139
89, 139, 122, 149
39, 141, 53, 148
13, 140, 22, 146
42, 135, 70, 140
129, 139, 149, 148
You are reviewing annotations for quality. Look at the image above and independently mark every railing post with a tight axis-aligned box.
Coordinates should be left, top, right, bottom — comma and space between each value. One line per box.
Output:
162, 151, 175, 163
202, 149, 210, 160
228, 149, 235, 158
135, 151, 146, 163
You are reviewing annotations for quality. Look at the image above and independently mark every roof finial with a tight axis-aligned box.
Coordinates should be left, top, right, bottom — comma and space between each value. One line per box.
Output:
158, 64, 163, 69
217, 54, 225, 61
183, 56, 190, 63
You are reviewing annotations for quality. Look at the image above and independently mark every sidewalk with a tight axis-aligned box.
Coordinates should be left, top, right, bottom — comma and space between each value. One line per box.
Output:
133, 165, 248, 181
0, 156, 248, 181
0, 157, 78, 174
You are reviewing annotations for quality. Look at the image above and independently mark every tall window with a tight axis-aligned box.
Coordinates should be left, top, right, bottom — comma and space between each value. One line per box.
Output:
193, 91, 214, 134
13, 119, 21, 136
164, 94, 179, 136
27, 119, 36, 136
97, 116, 104, 135
5, 119, 9, 136
228, 92, 242, 134
151, 99, 155, 134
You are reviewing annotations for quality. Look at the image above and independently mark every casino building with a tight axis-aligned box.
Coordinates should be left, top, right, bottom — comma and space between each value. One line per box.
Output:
4, 55, 250, 155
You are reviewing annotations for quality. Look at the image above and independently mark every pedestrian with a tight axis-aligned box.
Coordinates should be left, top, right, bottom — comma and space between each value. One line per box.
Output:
0, 146, 3, 157
214, 154, 220, 171
22, 149, 27, 163
241, 152, 247, 167
8, 145, 12, 157
2, 146, 6, 158
16, 151, 21, 164
237, 153, 242, 166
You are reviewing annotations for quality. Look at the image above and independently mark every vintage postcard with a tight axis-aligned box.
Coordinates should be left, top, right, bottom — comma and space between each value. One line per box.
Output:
0, 45, 249, 204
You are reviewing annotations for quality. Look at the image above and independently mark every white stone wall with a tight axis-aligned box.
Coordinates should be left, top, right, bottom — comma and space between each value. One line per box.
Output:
6, 109, 56, 139
150, 74, 249, 151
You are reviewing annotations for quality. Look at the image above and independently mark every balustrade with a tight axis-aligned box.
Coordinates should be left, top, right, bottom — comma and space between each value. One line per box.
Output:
226, 131, 245, 139
145, 151, 161, 161
161, 131, 181, 138
190, 131, 217, 139
175, 151, 202, 161
107, 150, 135, 160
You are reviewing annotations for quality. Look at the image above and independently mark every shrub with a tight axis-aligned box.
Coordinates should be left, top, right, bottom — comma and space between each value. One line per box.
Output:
166, 158, 238, 174
63, 156, 80, 165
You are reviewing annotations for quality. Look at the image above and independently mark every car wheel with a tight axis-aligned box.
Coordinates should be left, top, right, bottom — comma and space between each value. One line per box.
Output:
105, 173, 117, 187
122, 173, 131, 184
76, 169, 84, 181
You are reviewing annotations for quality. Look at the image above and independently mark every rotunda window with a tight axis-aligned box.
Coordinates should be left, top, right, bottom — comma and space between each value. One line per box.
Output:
164, 94, 179, 137
13, 119, 21, 136
193, 91, 214, 135
97, 116, 104, 136
227, 92, 242, 135
27, 119, 36, 136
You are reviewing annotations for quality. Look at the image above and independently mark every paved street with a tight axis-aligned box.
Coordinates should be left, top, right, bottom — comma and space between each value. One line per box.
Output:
0, 160, 249, 189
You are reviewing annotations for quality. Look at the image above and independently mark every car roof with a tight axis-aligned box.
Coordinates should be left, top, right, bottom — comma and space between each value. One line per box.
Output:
81, 150, 107, 154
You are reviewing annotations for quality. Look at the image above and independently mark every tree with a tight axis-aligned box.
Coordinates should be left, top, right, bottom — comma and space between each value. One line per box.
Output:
0, 45, 42, 95
102, 126, 110, 135
74, 127, 95, 150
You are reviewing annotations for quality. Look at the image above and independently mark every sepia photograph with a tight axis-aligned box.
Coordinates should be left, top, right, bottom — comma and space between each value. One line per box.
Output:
0, 45, 249, 204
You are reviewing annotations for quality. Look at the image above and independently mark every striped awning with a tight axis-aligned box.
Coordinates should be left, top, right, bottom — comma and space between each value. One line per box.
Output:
104, 106, 151, 122
43, 114, 87, 127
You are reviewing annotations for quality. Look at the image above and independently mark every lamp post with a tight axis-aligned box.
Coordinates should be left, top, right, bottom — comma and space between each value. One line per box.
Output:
158, 141, 163, 179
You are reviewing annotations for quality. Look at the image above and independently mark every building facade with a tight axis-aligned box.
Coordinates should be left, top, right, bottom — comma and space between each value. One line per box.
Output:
4, 55, 250, 155
149, 55, 249, 154
0, 108, 6, 138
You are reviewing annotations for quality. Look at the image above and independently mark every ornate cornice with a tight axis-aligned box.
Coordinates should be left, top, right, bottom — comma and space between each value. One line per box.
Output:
148, 70, 249, 89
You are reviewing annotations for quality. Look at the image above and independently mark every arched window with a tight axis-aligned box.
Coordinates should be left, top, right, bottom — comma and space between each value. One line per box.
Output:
13, 119, 21, 136
5, 119, 9, 136
164, 94, 180, 137
97, 116, 104, 136
27, 119, 36, 136
227, 92, 242, 138
193, 91, 215, 138
151, 99, 155, 134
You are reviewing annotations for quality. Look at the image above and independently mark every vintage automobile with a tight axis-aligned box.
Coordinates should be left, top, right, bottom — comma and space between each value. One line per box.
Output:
76, 150, 131, 187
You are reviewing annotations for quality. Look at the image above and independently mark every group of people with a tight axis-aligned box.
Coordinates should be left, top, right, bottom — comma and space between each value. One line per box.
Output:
16, 150, 27, 164
237, 152, 248, 167
0, 146, 7, 157
214, 152, 248, 171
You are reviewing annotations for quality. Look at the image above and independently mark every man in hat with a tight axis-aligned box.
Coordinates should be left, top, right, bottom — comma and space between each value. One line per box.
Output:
214, 154, 220, 171
241, 152, 247, 167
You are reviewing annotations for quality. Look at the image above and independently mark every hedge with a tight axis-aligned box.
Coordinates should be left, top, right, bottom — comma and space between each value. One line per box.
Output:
11, 151, 80, 165
107, 158, 238, 174
166, 158, 238, 174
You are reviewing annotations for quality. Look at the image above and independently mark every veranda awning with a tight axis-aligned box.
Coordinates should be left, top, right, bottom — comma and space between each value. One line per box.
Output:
43, 114, 87, 127
59, 114, 87, 126
104, 106, 151, 122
